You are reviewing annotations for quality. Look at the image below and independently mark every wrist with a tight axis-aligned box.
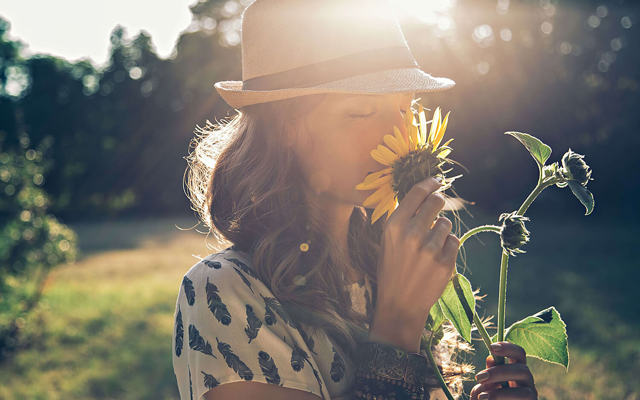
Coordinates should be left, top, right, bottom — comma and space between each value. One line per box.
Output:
369, 308, 423, 353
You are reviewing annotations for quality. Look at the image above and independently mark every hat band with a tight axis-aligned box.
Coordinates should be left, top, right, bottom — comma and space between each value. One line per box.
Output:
242, 46, 419, 91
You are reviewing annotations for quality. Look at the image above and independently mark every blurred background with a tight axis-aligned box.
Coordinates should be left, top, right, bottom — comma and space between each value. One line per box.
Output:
0, 0, 637, 399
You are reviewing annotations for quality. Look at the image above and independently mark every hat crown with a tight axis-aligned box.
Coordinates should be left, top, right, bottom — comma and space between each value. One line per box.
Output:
240, 0, 416, 81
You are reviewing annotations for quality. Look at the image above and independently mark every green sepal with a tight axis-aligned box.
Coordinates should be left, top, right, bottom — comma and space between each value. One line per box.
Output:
491, 306, 569, 370
567, 180, 594, 216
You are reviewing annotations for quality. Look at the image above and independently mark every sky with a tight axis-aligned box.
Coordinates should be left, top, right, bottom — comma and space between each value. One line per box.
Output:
0, 0, 196, 69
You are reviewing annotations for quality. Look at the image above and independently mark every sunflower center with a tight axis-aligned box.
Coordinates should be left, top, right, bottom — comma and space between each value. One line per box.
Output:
391, 148, 446, 202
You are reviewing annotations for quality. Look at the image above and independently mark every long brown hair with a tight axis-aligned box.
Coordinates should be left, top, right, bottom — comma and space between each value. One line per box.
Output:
185, 94, 487, 397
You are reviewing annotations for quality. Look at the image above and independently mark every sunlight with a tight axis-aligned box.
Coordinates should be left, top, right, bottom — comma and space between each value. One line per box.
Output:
393, 0, 457, 29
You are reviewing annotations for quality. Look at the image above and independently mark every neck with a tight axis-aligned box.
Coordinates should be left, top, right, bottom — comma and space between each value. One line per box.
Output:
308, 193, 361, 284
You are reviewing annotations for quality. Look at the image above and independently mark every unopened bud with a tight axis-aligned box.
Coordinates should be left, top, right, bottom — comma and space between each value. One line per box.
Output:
498, 211, 531, 257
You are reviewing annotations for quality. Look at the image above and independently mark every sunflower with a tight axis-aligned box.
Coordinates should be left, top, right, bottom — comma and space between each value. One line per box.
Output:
355, 105, 462, 224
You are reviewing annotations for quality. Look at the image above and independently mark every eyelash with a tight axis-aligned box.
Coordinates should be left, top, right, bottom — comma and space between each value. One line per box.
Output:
350, 109, 407, 119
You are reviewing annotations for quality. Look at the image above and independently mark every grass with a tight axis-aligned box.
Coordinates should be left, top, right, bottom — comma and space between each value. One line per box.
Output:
0, 213, 638, 399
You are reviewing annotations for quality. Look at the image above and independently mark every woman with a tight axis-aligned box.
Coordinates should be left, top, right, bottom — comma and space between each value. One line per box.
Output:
172, 0, 539, 399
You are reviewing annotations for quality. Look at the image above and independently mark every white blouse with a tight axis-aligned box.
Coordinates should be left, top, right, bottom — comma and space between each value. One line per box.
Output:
171, 247, 447, 400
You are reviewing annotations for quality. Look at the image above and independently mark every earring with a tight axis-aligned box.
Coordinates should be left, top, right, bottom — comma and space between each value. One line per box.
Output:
299, 223, 312, 253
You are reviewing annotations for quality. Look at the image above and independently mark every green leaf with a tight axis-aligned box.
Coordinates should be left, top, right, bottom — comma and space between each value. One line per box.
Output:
426, 300, 445, 332
438, 273, 475, 343
567, 180, 594, 215
491, 306, 569, 370
505, 131, 552, 170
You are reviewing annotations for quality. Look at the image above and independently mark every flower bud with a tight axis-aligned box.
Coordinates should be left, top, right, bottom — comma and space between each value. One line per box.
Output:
561, 148, 592, 187
498, 211, 531, 257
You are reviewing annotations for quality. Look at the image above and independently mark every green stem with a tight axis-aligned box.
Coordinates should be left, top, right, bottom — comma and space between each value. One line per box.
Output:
494, 176, 559, 385
424, 332, 455, 400
459, 225, 501, 247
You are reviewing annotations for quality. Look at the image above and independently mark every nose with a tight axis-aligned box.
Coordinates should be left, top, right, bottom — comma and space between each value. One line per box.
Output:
384, 96, 411, 138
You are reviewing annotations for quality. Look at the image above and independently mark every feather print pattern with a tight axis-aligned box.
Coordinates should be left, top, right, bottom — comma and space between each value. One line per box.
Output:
225, 257, 258, 279
289, 342, 324, 399
244, 304, 262, 343
174, 250, 366, 400
182, 276, 196, 306
232, 266, 254, 294
264, 301, 277, 326
290, 342, 309, 372
202, 371, 220, 389
258, 350, 282, 385
205, 277, 232, 325
188, 364, 193, 400
216, 337, 254, 380
261, 294, 298, 329
296, 326, 317, 355
202, 259, 221, 269
330, 345, 346, 382
188, 324, 217, 358
175, 305, 184, 357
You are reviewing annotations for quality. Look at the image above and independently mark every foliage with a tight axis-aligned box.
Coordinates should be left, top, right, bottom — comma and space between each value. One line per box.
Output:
0, 132, 77, 359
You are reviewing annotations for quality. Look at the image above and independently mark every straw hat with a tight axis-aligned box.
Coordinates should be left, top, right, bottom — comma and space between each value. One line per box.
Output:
214, 0, 455, 109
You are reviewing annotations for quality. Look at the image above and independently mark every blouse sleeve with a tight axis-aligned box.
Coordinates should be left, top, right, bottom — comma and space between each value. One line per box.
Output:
171, 252, 327, 400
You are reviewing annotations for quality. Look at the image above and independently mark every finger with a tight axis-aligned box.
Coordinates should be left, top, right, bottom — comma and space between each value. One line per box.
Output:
470, 382, 502, 400
421, 216, 452, 253
477, 386, 538, 400
391, 177, 442, 225
490, 342, 527, 364
436, 233, 460, 265
475, 363, 535, 388
414, 192, 446, 230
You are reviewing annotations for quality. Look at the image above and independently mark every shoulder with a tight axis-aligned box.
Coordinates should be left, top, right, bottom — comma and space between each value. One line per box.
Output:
181, 248, 263, 299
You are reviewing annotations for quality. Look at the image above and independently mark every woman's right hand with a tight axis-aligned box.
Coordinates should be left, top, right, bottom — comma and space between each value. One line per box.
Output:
368, 176, 460, 353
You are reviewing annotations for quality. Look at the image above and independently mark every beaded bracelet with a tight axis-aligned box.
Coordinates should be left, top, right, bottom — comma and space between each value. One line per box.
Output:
353, 341, 430, 400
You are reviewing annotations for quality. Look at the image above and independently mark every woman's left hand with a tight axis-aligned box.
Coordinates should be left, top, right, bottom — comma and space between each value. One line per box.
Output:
469, 341, 538, 400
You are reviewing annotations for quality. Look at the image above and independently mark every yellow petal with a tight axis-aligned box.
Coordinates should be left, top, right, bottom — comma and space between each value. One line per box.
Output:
440, 138, 454, 148
371, 193, 396, 224
376, 144, 398, 163
409, 125, 419, 150
363, 185, 393, 207
381, 194, 399, 221
355, 174, 391, 190
437, 148, 452, 158
383, 134, 403, 156
404, 107, 414, 125
371, 149, 392, 166
361, 168, 390, 184
433, 111, 450, 150
418, 105, 427, 145
428, 107, 441, 145
393, 126, 409, 155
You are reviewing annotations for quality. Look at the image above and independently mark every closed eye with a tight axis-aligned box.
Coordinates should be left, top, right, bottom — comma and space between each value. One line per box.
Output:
349, 111, 376, 118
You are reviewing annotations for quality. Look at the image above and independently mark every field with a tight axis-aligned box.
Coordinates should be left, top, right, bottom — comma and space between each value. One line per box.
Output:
0, 214, 637, 399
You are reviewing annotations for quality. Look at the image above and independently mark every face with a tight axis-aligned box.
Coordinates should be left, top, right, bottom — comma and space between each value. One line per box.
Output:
289, 92, 415, 207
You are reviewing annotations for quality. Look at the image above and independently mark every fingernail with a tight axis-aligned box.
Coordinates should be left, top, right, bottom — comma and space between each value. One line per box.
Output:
490, 343, 503, 352
475, 371, 489, 382
478, 392, 489, 400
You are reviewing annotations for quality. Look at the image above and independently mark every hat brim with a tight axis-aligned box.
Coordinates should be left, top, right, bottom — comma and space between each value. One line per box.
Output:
214, 67, 455, 109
